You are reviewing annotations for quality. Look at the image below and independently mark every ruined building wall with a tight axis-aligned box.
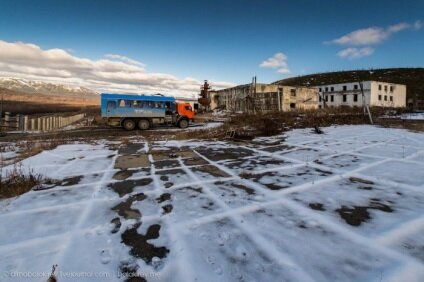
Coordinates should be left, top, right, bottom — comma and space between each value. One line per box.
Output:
216, 84, 318, 113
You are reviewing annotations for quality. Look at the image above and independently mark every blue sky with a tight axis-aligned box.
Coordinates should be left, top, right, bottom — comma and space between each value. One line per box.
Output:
0, 0, 423, 95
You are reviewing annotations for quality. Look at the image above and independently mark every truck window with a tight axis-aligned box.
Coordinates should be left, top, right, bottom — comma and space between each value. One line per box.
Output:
185, 105, 192, 111
107, 101, 116, 109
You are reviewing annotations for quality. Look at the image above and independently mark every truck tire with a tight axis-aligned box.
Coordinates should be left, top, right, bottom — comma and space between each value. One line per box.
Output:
138, 119, 150, 130
178, 118, 189, 129
123, 119, 136, 131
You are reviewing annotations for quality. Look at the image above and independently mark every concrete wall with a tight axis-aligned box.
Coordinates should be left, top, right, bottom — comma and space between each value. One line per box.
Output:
369, 81, 406, 107
316, 81, 406, 108
216, 83, 318, 113
2, 113, 85, 132
209, 91, 219, 110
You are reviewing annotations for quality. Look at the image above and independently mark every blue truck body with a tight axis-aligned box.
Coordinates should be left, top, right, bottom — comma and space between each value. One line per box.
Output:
101, 93, 176, 118
100, 93, 193, 130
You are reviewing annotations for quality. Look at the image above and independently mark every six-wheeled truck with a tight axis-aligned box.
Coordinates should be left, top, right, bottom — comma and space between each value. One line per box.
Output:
101, 93, 195, 130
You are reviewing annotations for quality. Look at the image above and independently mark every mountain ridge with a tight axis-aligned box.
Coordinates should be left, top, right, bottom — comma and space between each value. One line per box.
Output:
0, 77, 98, 96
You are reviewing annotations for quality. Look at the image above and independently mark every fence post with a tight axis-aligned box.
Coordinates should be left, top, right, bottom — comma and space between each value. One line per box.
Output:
24, 115, 29, 131
30, 118, 36, 131
4, 112, 10, 129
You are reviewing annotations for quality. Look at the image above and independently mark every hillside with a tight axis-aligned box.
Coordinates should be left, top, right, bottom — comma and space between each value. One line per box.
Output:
0, 77, 98, 96
273, 68, 424, 100
0, 87, 99, 115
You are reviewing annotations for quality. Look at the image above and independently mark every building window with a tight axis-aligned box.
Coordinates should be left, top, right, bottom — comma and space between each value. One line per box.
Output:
390, 86, 394, 92
343, 85, 347, 91
354, 84, 358, 90
319, 96, 322, 102
378, 84, 382, 91
325, 87, 328, 92
330, 95, 334, 102
343, 95, 347, 102
378, 95, 382, 100
353, 94, 358, 102
390, 96, 393, 102
384, 85, 388, 92
290, 103, 296, 109
290, 89, 296, 97
330, 87, 334, 92
384, 95, 387, 101
319, 88, 322, 92
325, 95, 328, 102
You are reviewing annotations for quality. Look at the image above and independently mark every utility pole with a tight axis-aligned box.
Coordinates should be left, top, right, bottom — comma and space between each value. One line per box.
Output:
359, 81, 373, 124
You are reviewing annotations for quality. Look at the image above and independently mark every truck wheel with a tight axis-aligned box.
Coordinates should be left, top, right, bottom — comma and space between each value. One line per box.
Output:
138, 119, 150, 130
178, 119, 189, 129
123, 119, 136, 131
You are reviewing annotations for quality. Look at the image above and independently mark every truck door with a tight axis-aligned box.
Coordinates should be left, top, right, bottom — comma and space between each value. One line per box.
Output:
106, 101, 116, 117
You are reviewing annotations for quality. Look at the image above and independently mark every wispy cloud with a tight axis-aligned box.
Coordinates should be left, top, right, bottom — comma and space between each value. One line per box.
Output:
327, 20, 421, 60
337, 47, 374, 59
104, 54, 145, 67
0, 40, 235, 97
327, 20, 422, 46
259, 52, 290, 74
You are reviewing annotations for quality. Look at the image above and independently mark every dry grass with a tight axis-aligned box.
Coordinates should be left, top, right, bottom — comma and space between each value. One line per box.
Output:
0, 163, 43, 199
175, 107, 407, 140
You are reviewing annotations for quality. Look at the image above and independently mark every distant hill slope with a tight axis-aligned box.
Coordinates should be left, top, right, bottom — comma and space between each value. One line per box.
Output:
273, 68, 424, 100
0, 77, 98, 96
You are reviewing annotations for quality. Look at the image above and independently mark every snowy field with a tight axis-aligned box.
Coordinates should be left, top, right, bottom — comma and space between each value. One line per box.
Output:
0, 125, 424, 281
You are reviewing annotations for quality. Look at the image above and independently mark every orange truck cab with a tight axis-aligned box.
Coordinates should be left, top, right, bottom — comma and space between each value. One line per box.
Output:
177, 102, 195, 120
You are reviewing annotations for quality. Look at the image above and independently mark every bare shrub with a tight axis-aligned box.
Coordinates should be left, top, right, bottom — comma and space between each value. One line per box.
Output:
0, 163, 44, 199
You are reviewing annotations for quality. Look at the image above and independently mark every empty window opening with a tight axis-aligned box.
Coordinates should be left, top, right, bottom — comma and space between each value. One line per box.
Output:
119, 100, 126, 107
107, 101, 116, 109
353, 94, 358, 102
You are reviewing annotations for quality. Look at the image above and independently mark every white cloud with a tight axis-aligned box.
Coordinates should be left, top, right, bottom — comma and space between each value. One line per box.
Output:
414, 20, 423, 30
0, 40, 235, 97
104, 54, 145, 67
337, 47, 374, 59
328, 20, 422, 46
259, 52, 290, 74
277, 68, 290, 74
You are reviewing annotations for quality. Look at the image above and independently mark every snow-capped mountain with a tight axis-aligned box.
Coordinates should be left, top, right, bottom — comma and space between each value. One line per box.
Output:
0, 77, 98, 96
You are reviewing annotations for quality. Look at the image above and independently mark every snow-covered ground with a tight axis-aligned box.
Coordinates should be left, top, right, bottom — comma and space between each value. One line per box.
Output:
0, 125, 424, 281
401, 113, 424, 120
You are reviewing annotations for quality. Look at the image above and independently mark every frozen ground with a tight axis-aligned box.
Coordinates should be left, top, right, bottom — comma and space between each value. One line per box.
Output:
0, 125, 424, 281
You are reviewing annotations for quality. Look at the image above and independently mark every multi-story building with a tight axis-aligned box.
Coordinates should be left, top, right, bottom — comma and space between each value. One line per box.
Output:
214, 83, 318, 113
316, 81, 406, 108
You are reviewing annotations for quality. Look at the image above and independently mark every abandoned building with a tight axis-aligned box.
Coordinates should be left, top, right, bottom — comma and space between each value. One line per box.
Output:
316, 81, 406, 108
212, 83, 318, 112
